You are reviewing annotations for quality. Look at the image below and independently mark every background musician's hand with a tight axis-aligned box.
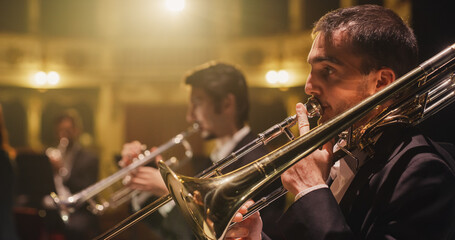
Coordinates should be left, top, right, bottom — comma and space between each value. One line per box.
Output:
281, 103, 334, 195
119, 140, 146, 167
119, 141, 168, 196
126, 166, 169, 196
225, 200, 262, 240
46, 148, 64, 173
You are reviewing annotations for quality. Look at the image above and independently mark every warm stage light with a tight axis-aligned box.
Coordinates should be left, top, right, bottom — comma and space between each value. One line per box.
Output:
165, 0, 185, 12
34, 71, 47, 86
32, 71, 60, 87
266, 69, 289, 85
47, 71, 60, 85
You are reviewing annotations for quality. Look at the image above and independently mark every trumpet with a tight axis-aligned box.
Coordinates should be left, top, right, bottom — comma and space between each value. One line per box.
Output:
94, 98, 322, 240
49, 123, 200, 218
159, 43, 455, 239
45, 137, 71, 223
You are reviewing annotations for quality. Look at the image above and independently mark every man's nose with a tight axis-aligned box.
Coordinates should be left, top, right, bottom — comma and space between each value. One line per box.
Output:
186, 106, 195, 123
304, 74, 321, 96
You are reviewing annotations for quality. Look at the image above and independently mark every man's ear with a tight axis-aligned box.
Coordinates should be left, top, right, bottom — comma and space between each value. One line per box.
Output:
222, 93, 236, 113
376, 68, 396, 91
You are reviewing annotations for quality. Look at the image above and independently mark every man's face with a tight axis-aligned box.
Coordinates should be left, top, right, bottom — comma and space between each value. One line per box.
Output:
305, 31, 380, 124
186, 87, 227, 139
57, 118, 78, 142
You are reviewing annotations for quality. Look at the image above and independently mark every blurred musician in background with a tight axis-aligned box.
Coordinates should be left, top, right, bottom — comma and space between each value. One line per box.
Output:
226, 4, 455, 240
45, 110, 100, 240
120, 61, 285, 240
0, 104, 19, 240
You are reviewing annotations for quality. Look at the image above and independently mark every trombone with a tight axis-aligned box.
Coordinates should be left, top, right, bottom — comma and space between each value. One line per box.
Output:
49, 122, 200, 219
95, 98, 322, 240
159, 43, 455, 240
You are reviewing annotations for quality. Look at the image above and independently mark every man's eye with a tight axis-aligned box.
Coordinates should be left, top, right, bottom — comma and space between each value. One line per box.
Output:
324, 66, 334, 75
192, 101, 202, 107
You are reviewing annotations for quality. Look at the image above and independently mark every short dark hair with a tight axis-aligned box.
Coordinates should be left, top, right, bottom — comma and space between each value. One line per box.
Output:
184, 61, 249, 128
313, 4, 418, 77
55, 109, 83, 131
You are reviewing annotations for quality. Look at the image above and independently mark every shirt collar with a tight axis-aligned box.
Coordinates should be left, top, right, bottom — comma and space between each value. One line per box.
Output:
210, 125, 251, 163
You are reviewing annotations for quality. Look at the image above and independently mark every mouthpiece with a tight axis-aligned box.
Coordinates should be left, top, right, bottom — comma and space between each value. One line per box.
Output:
306, 97, 323, 118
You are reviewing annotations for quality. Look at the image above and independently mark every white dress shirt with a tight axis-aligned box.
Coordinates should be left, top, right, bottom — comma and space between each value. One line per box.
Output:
150, 126, 252, 217
210, 125, 251, 163
295, 139, 370, 202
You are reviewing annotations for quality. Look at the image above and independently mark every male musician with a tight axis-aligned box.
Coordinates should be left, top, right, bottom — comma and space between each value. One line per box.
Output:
121, 62, 285, 239
226, 4, 455, 240
46, 111, 100, 240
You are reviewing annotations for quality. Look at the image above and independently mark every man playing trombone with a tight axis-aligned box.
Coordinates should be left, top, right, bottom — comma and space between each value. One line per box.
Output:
226, 4, 455, 240
121, 62, 285, 240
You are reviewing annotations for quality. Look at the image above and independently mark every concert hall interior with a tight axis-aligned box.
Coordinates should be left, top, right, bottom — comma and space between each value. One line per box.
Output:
0, 0, 453, 240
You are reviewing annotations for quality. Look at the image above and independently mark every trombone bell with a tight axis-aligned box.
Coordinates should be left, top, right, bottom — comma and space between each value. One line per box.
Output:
159, 161, 239, 240
159, 44, 455, 240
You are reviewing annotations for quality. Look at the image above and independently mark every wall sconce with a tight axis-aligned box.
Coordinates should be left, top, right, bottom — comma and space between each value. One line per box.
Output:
266, 69, 289, 85
33, 71, 60, 87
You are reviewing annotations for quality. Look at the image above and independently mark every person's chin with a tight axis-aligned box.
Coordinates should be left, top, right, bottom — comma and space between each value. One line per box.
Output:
318, 115, 331, 125
318, 107, 335, 124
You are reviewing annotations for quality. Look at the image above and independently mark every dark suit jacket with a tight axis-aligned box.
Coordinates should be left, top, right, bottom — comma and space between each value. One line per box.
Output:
0, 150, 19, 240
147, 131, 285, 240
62, 143, 100, 240
64, 144, 99, 194
219, 131, 268, 173
224, 131, 285, 240
276, 124, 455, 240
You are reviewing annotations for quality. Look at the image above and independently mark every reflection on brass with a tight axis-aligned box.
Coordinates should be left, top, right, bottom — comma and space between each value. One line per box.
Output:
160, 44, 455, 240
50, 123, 200, 221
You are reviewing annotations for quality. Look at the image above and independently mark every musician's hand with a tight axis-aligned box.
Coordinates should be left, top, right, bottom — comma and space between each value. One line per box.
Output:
281, 103, 334, 195
46, 148, 64, 173
224, 200, 262, 240
127, 166, 169, 196
119, 141, 146, 167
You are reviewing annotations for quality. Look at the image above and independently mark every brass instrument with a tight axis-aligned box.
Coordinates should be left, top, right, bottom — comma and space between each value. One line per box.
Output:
91, 131, 195, 214
45, 137, 71, 223
159, 43, 455, 240
49, 123, 199, 218
94, 98, 322, 240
